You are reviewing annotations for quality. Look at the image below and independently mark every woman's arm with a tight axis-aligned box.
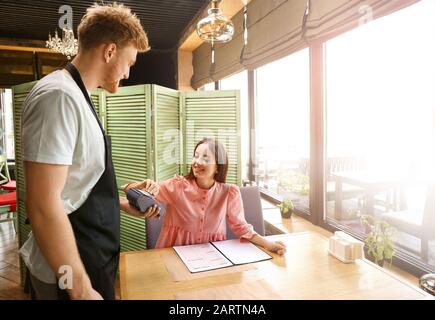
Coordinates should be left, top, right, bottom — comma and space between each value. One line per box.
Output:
121, 179, 159, 195
226, 185, 286, 255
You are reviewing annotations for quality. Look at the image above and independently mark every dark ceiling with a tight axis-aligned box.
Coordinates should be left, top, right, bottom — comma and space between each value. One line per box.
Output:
0, 0, 208, 50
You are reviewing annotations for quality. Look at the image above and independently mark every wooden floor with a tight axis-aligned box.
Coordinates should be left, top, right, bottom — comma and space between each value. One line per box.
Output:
0, 220, 29, 299
0, 203, 419, 300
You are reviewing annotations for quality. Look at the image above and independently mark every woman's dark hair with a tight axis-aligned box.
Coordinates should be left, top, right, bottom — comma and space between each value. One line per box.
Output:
185, 138, 229, 183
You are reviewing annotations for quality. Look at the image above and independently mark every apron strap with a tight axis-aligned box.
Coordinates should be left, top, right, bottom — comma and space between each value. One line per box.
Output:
64, 62, 105, 135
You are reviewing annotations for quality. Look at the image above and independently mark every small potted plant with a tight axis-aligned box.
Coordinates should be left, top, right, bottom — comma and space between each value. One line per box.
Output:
277, 198, 294, 219
360, 214, 395, 267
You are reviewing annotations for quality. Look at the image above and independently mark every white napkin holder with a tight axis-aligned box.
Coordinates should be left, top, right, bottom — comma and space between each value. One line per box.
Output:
328, 231, 365, 263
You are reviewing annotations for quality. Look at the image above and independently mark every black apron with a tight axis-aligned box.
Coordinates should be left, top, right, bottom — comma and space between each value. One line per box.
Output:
62, 63, 120, 300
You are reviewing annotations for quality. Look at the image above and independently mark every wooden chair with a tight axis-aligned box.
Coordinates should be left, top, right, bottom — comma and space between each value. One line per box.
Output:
382, 185, 435, 262
226, 186, 265, 239
0, 191, 17, 233
299, 157, 366, 205
0, 154, 11, 183
0, 155, 16, 192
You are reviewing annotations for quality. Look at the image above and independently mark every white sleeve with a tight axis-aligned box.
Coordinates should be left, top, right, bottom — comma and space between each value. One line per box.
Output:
22, 89, 79, 165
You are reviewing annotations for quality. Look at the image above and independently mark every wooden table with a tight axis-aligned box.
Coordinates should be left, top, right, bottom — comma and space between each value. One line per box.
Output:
119, 232, 432, 300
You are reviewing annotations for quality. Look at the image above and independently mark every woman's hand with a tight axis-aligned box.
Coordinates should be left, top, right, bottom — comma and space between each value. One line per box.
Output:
121, 179, 160, 196
119, 196, 161, 219
249, 234, 287, 256
265, 240, 286, 255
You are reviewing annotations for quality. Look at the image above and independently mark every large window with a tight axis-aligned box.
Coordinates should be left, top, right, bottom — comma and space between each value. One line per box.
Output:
255, 48, 310, 210
325, 0, 435, 268
220, 71, 249, 181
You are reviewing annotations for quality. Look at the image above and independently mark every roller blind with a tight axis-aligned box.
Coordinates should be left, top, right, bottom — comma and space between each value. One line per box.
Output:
241, 0, 307, 71
192, 0, 419, 88
304, 0, 420, 42
192, 0, 306, 88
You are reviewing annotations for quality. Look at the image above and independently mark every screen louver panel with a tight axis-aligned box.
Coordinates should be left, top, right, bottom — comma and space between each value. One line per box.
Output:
105, 85, 151, 252
183, 90, 241, 185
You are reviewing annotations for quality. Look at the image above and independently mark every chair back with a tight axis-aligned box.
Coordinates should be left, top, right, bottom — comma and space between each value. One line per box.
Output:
0, 155, 10, 185
422, 185, 435, 237
227, 186, 265, 239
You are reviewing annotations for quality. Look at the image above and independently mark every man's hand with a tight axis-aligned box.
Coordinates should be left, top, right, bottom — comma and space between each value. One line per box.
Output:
77, 288, 103, 300
121, 179, 159, 195
119, 196, 161, 219
68, 276, 103, 300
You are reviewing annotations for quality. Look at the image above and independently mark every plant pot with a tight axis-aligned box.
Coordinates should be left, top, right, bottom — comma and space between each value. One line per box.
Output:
375, 259, 385, 267
280, 210, 293, 219
366, 253, 385, 267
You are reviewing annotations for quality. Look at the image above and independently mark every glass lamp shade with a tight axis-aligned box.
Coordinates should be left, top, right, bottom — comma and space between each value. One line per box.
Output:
196, 7, 234, 43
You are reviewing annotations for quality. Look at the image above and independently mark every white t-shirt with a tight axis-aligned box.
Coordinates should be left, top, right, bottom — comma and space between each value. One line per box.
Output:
20, 69, 105, 284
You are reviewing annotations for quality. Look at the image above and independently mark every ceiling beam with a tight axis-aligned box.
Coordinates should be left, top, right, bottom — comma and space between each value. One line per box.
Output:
0, 38, 50, 52
0, 45, 51, 53
0, 37, 47, 48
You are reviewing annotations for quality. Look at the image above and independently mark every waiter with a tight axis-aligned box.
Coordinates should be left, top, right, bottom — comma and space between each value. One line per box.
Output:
20, 2, 159, 300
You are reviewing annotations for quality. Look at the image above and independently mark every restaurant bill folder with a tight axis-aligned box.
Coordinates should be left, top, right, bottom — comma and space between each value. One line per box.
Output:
173, 239, 272, 273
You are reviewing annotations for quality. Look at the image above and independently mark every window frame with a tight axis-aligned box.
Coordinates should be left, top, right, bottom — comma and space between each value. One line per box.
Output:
210, 2, 434, 275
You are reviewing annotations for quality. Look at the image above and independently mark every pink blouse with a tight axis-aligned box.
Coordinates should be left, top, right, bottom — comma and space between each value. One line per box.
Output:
155, 175, 256, 248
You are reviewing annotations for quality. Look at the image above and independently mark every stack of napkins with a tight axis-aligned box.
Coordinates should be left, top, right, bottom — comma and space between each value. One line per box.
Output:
328, 231, 364, 263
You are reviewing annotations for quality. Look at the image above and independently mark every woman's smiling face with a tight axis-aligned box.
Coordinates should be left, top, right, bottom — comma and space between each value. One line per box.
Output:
191, 142, 218, 181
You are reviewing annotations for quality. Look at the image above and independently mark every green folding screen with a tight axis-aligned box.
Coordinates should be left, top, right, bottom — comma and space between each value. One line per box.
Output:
153, 85, 181, 181
12, 81, 240, 285
12, 81, 35, 286
182, 90, 241, 185
105, 85, 150, 252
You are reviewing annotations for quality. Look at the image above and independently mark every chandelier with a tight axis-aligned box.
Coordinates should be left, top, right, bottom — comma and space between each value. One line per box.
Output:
46, 28, 78, 60
196, 0, 234, 43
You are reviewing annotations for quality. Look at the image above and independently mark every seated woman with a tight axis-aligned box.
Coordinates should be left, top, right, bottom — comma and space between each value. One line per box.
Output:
123, 138, 286, 255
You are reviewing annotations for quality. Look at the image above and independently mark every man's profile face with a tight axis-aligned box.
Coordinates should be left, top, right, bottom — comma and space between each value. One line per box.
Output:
101, 44, 137, 94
